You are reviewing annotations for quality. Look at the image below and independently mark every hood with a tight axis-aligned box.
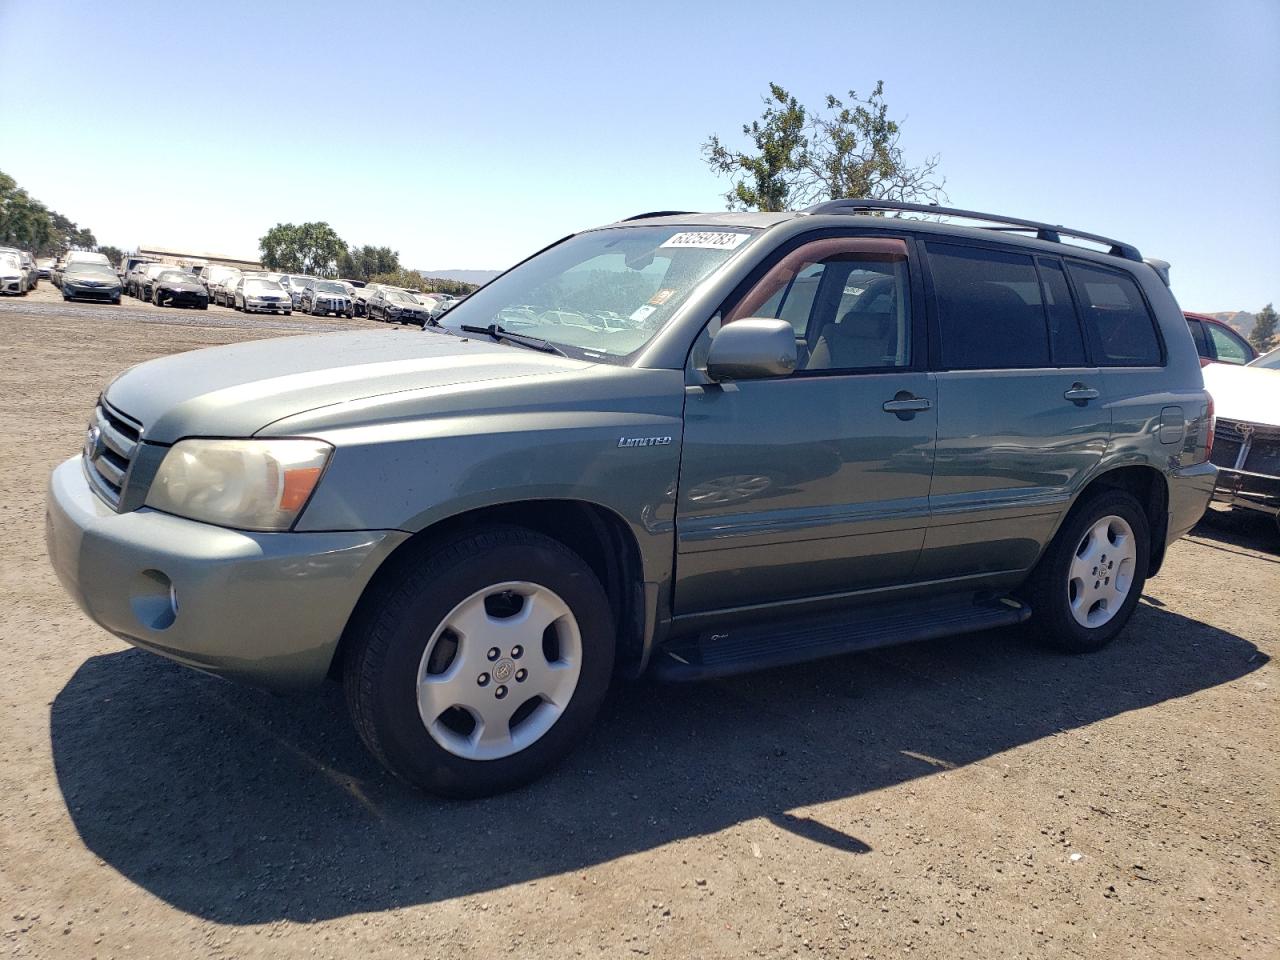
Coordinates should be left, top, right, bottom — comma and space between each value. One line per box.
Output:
104, 330, 594, 443
159, 278, 202, 290
1202, 362, 1280, 429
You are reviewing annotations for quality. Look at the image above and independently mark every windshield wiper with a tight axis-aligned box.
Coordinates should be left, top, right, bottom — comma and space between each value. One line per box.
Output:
459, 323, 567, 356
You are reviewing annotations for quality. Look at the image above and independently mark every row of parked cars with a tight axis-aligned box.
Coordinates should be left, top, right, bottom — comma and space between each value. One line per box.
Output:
0, 246, 40, 295
115, 259, 463, 324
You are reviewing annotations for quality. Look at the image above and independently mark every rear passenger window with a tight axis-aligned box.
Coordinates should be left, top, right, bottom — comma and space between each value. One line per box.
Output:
1065, 262, 1163, 366
927, 243, 1049, 369
1035, 258, 1086, 366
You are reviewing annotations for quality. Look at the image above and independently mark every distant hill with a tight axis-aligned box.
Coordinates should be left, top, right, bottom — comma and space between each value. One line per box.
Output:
416, 269, 501, 286
1207, 311, 1255, 338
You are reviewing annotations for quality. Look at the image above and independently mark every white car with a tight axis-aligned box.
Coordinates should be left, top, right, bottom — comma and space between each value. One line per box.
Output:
1202, 349, 1280, 533
233, 277, 292, 314
0, 252, 29, 295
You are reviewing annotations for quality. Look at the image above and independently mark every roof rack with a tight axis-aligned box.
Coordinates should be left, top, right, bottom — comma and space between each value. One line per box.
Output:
623, 210, 694, 221
803, 198, 1142, 262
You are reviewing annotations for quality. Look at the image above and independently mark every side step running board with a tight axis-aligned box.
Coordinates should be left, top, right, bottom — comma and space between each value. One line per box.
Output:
651, 597, 1031, 682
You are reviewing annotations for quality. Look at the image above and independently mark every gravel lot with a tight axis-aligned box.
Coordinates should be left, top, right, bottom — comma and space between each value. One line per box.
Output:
1, 282, 1276, 960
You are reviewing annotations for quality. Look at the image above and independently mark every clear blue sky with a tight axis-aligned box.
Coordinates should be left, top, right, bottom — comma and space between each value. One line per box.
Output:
2, 0, 1276, 310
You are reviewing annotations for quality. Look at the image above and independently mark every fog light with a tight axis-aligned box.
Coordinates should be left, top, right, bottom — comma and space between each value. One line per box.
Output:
130, 569, 178, 630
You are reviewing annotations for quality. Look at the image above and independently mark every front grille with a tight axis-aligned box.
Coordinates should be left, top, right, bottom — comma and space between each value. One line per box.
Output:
1245, 436, 1280, 477
1212, 418, 1280, 477
85, 400, 142, 508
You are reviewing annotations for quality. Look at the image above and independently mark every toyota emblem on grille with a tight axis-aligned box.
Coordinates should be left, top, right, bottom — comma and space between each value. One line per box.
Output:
84, 425, 103, 461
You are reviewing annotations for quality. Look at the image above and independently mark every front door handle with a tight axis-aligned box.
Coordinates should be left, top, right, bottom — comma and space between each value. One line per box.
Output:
883, 393, 932, 418
1064, 383, 1100, 404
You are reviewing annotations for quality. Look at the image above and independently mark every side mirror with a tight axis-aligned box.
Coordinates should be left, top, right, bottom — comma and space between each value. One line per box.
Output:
706, 318, 797, 381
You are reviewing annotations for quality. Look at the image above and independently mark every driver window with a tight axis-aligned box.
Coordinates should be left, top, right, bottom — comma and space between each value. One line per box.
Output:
726, 237, 911, 372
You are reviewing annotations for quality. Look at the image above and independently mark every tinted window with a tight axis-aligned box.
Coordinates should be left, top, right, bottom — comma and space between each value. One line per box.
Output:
1207, 323, 1251, 364
927, 243, 1049, 369
1186, 319, 1210, 358
1065, 262, 1162, 366
1036, 258, 1086, 366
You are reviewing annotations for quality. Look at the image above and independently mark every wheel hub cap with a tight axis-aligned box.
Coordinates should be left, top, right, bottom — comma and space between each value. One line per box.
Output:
416, 581, 582, 761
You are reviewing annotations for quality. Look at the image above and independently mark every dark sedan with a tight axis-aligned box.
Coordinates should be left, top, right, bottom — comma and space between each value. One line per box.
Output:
151, 270, 209, 309
60, 262, 122, 304
368, 287, 432, 324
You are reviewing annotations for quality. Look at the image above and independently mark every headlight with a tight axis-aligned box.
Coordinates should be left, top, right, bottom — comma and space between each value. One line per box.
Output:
145, 438, 332, 531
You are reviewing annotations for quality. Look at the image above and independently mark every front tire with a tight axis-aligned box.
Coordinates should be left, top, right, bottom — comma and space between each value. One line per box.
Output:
343, 525, 615, 798
1025, 489, 1150, 653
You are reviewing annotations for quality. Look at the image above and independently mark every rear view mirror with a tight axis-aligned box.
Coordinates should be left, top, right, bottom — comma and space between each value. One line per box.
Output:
706, 318, 798, 381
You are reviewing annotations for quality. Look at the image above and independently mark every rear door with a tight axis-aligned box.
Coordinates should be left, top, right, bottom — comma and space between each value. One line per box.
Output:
916, 243, 1109, 580
674, 234, 936, 615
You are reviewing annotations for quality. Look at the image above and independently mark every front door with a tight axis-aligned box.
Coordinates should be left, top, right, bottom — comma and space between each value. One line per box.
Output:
674, 235, 937, 616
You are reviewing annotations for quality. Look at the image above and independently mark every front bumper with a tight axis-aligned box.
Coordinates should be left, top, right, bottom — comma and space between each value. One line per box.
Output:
245, 300, 289, 313
65, 285, 120, 301
157, 289, 206, 307
46, 456, 408, 689
1211, 466, 1280, 519
1, 278, 22, 294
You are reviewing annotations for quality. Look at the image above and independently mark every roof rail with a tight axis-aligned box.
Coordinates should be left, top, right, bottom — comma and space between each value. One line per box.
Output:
803, 198, 1142, 262
623, 210, 694, 221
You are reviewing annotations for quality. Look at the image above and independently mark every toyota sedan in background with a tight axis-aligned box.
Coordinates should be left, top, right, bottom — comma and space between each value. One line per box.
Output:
60, 261, 122, 303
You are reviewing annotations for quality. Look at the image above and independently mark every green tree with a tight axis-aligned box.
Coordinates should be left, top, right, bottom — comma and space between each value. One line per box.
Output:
259, 222, 346, 277
337, 244, 400, 281
369, 268, 429, 292
702, 81, 945, 211
1250, 303, 1277, 354
96, 245, 125, 267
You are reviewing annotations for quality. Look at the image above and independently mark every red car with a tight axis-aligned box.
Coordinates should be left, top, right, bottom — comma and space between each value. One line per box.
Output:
1184, 311, 1257, 367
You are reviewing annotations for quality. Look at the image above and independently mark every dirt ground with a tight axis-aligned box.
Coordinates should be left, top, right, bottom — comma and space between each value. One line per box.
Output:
1, 282, 1276, 960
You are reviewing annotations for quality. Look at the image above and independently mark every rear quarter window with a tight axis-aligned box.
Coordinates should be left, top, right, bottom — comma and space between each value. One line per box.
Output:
1066, 262, 1163, 366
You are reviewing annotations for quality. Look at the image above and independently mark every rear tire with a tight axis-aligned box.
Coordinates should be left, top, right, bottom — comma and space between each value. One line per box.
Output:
1025, 489, 1150, 653
343, 525, 615, 798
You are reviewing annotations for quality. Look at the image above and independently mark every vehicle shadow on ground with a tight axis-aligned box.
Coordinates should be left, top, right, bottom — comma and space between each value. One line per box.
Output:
1190, 511, 1280, 558
51, 602, 1264, 924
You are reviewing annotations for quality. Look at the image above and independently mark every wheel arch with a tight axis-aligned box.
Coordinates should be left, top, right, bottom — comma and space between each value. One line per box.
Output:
1068, 464, 1171, 576
330, 498, 648, 680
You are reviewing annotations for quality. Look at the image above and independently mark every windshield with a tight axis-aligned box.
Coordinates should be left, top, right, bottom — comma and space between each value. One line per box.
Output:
315, 281, 345, 294
158, 271, 191, 282
245, 279, 283, 292
442, 226, 758, 359
1250, 349, 1280, 370
67, 264, 118, 278
386, 290, 416, 304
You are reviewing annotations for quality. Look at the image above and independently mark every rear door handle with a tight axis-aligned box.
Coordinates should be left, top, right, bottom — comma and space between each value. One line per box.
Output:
1064, 383, 1100, 403
883, 394, 933, 417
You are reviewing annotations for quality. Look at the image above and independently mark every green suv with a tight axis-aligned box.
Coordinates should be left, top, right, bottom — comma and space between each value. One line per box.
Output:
46, 200, 1217, 797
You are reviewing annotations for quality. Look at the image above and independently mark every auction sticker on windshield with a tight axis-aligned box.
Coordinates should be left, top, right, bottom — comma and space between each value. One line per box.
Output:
660, 231, 751, 250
